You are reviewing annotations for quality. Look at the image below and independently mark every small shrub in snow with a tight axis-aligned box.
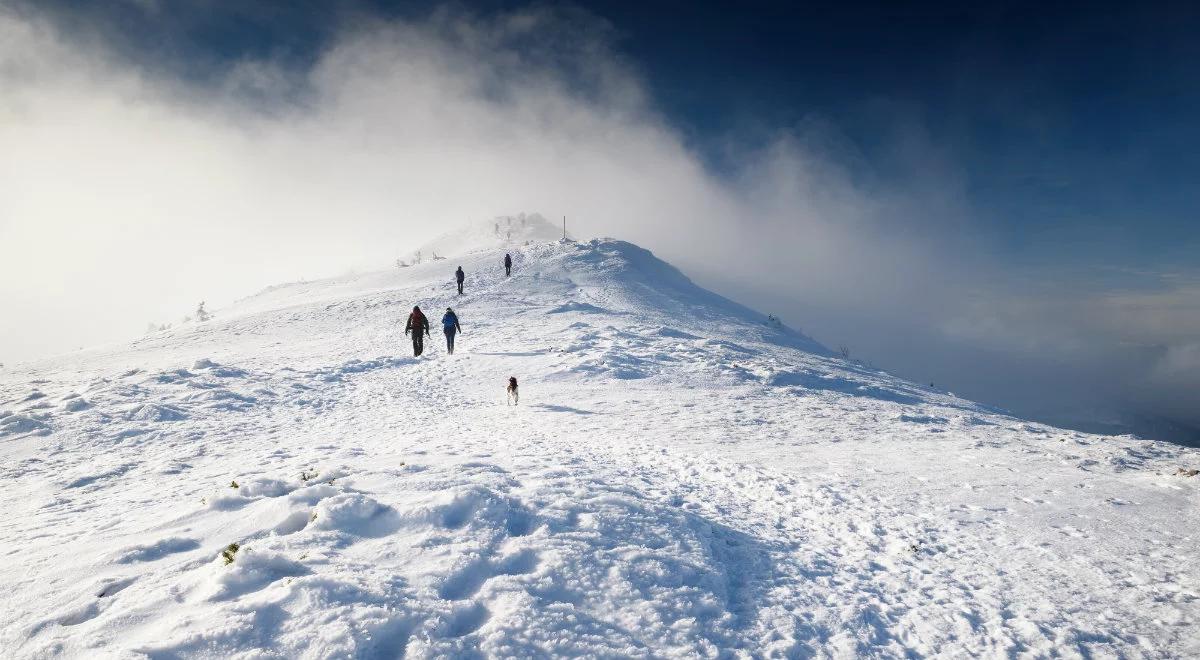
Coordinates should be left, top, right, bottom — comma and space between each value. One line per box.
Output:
221, 543, 240, 565
196, 302, 211, 322
230, 480, 239, 489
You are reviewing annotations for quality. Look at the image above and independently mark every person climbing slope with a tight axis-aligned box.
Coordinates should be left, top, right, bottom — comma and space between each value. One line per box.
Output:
404, 305, 430, 357
455, 266, 465, 294
504, 253, 512, 277
442, 307, 462, 354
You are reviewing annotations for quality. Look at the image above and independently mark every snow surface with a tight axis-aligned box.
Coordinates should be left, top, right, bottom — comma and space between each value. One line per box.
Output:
1, 233, 1198, 658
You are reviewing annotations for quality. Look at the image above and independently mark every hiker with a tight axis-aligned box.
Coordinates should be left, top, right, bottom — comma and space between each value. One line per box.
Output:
504, 253, 512, 277
455, 266, 465, 294
442, 307, 462, 354
404, 305, 430, 356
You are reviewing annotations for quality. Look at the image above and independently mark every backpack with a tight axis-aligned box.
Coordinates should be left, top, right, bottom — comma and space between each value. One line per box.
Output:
409, 309, 427, 331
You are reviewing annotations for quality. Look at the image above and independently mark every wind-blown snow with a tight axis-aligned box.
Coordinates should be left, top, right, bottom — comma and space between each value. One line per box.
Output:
415, 213, 567, 261
1, 234, 1197, 658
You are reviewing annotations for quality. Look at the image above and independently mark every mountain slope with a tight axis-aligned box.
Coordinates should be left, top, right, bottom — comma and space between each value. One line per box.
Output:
1, 237, 1197, 658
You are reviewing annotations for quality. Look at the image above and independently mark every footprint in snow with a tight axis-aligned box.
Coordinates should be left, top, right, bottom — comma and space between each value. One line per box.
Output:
443, 602, 490, 637
438, 549, 540, 601
29, 576, 139, 634
113, 537, 201, 563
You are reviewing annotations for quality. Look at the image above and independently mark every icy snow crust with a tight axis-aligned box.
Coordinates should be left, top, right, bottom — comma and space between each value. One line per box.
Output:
1, 238, 1197, 658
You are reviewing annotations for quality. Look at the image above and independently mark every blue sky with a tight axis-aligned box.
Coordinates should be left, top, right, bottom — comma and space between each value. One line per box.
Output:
3, 0, 1198, 441
610, 1, 1200, 268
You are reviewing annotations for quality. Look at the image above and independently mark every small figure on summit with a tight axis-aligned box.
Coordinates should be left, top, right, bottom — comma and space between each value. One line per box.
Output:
442, 307, 462, 354
455, 266, 465, 294
504, 253, 512, 277
404, 305, 430, 357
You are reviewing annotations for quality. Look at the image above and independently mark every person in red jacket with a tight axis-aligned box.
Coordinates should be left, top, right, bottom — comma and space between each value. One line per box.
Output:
404, 305, 430, 356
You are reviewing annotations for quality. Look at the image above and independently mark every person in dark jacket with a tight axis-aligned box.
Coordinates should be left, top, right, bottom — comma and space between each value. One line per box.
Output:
404, 305, 430, 356
455, 266, 465, 294
442, 307, 462, 354
504, 253, 512, 277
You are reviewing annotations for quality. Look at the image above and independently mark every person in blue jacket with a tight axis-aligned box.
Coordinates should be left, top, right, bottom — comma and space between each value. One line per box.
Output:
442, 307, 462, 354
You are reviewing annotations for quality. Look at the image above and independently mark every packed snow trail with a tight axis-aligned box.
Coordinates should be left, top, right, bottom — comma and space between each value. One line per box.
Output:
1, 237, 1197, 658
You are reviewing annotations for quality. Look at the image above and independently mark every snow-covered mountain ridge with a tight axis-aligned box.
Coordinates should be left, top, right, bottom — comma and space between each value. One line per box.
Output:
1, 235, 1197, 657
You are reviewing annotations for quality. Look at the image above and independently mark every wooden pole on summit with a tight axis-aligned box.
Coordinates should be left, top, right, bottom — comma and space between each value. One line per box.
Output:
563, 216, 567, 240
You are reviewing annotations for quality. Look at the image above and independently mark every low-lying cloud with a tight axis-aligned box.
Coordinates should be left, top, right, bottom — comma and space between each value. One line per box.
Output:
1, 4, 1196, 440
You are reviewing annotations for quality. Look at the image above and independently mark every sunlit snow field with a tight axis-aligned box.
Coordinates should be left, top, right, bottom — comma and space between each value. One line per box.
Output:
1, 223, 1197, 657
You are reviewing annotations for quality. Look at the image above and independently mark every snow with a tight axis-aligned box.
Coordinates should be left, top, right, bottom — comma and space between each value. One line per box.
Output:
415, 213, 566, 261
1, 231, 1198, 658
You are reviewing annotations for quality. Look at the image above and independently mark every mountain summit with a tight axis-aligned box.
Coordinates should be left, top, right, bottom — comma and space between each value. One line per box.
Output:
415, 212, 567, 261
1, 232, 1196, 657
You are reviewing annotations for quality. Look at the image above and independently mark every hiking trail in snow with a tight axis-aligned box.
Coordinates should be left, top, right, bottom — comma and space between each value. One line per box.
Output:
1, 232, 1197, 658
